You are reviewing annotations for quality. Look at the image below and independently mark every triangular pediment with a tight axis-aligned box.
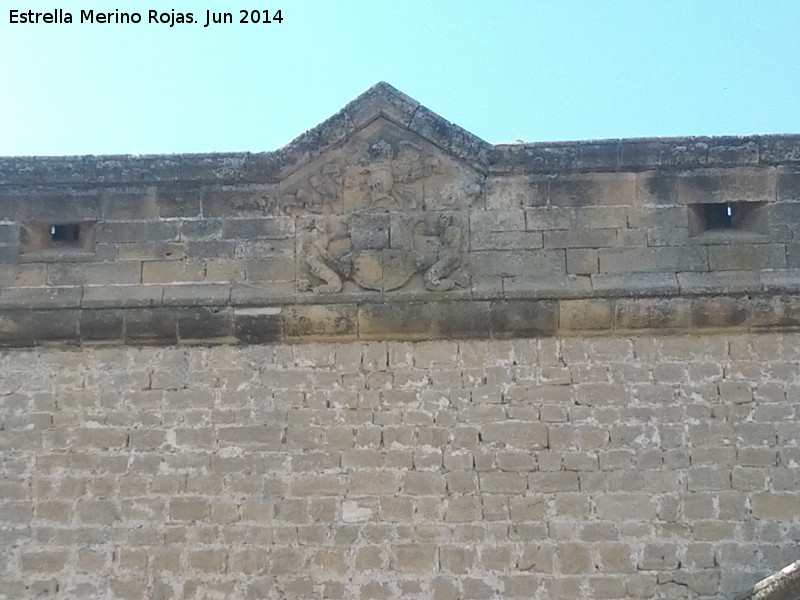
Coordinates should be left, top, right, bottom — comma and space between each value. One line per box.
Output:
278, 114, 485, 216
271, 82, 491, 183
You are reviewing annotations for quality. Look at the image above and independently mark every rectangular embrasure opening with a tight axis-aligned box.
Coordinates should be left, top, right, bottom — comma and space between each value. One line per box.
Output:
688, 202, 765, 235
50, 223, 82, 244
20, 221, 96, 255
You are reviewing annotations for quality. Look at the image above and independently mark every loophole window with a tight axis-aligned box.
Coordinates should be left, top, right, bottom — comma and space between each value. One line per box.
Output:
50, 223, 82, 244
20, 221, 96, 256
689, 202, 763, 235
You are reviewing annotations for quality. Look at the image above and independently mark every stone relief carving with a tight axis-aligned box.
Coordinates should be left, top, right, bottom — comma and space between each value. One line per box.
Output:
280, 133, 457, 216
282, 123, 480, 293
280, 163, 342, 216
358, 139, 440, 211
297, 212, 467, 294
422, 217, 464, 291
297, 217, 345, 294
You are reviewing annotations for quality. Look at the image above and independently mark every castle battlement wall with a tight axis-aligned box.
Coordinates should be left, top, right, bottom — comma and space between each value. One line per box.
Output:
0, 84, 798, 600
1, 83, 799, 346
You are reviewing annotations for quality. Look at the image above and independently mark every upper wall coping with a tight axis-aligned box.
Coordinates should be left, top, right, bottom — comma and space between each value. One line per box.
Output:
1, 82, 799, 187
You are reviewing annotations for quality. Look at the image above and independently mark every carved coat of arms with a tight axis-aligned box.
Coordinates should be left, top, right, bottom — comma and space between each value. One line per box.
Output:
279, 126, 481, 295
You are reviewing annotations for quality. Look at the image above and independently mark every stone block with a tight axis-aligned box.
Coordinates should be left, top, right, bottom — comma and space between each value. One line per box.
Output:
204, 258, 246, 283
169, 497, 209, 521
234, 307, 282, 344
595, 493, 656, 520
486, 175, 544, 209
359, 302, 431, 339
760, 136, 800, 163
490, 299, 558, 337
0, 286, 82, 309
751, 294, 800, 328
470, 208, 526, 233
469, 230, 543, 251
284, 303, 357, 339
118, 242, 185, 262
558, 542, 593, 574
599, 246, 708, 273
82, 284, 163, 308
636, 171, 680, 205
591, 272, 679, 297
0, 222, 19, 246
640, 543, 680, 570
102, 188, 158, 219
502, 274, 592, 299
677, 271, 760, 295
0, 309, 79, 344
234, 238, 295, 259
577, 141, 620, 169
480, 422, 548, 449
20, 551, 69, 573
95, 220, 179, 243
390, 544, 438, 574
548, 173, 636, 207
707, 139, 759, 165
627, 206, 688, 228
430, 301, 491, 339
470, 249, 565, 278
677, 167, 777, 204
0, 264, 46, 286
14, 193, 103, 221
479, 472, 527, 493
707, 243, 787, 271
777, 170, 800, 201
543, 228, 619, 248
220, 217, 294, 240
156, 185, 202, 217
571, 206, 628, 230
218, 426, 283, 448
203, 183, 280, 215
177, 307, 234, 340
181, 218, 222, 239
124, 307, 178, 343
349, 212, 390, 249
80, 309, 124, 341
566, 248, 598, 275
244, 257, 295, 282
598, 543, 637, 573
559, 298, 614, 331
615, 297, 692, 331
524, 206, 573, 230
142, 261, 205, 284
47, 262, 142, 286
691, 296, 749, 329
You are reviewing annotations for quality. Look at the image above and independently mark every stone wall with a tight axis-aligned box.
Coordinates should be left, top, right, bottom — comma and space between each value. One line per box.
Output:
1, 334, 799, 599
1, 83, 799, 599
0, 83, 799, 344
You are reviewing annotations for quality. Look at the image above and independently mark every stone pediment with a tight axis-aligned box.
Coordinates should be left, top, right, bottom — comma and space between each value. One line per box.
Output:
272, 82, 491, 182
279, 116, 485, 215
268, 84, 490, 295
282, 116, 481, 293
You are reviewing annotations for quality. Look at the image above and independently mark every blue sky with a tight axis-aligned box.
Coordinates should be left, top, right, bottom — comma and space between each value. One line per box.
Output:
1, 1, 799, 156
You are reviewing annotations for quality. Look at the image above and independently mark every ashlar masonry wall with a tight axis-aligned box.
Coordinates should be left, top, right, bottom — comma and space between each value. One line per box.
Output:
0, 83, 799, 600
1, 335, 799, 600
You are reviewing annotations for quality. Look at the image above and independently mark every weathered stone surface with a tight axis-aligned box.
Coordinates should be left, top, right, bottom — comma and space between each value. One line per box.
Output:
233, 307, 282, 343
0, 87, 797, 352
0, 334, 796, 598
1, 86, 800, 599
